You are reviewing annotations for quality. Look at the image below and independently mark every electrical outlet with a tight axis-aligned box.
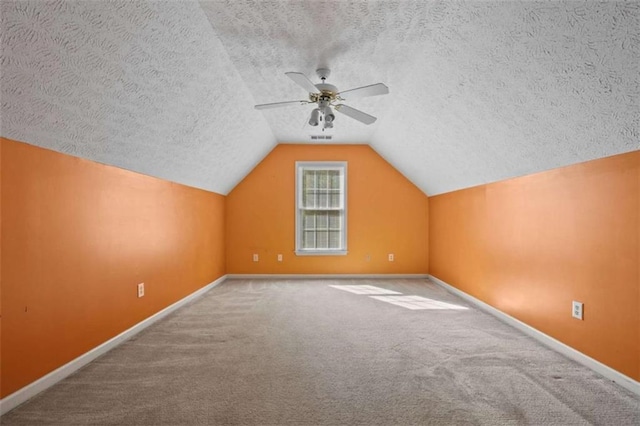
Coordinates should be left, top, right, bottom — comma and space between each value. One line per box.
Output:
572, 301, 583, 320
253, 254, 259, 262
365, 254, 371, 262
277, 254, 283, 262
137, 283, 145, 298
388, 253, 394, 262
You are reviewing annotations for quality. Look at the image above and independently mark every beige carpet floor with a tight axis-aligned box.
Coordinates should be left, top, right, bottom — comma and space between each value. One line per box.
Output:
2, 278, 639, 425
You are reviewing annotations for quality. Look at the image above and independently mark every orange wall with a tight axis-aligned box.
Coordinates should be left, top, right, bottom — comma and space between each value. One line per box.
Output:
226, 144, 429, 274
429, 151, 640, 380
1, 138, 226, 397
0, 138, 3, 389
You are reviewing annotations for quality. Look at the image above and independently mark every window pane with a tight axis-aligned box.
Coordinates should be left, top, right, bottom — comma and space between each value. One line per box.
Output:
330, 171, 340, 189
303, 211, 315, 228
316, 212, 328, 230
316, 231, 328, 249
302, 171, 316, 208
329, 211, 340, 229
304, 171, 315, 189
303, 231, 315, 248
303, 189, 317, 208
318, 171, 328, 189
329, 231, 341, 248
318, 192, 328, 208
329, 192, 340, 208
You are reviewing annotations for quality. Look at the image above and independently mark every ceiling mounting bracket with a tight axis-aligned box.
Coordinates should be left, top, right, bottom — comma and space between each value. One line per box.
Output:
316, 68, 331, 82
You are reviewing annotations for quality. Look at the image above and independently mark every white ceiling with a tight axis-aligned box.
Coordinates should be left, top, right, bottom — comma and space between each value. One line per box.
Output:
1, 1, 638, 195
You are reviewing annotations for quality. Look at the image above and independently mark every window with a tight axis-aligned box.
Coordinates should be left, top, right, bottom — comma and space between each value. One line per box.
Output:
295, 162, 347, 255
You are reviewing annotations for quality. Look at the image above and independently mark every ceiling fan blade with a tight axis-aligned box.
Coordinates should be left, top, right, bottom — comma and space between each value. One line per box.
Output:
334, 104, 377, 125
254, 100, 308, 110
338, 83, 389, 100
285, 72, 319, 94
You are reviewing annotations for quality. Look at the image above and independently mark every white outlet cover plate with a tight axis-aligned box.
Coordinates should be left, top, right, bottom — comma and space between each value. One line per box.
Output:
137, 283, 145, 298
572, 301, 583, 320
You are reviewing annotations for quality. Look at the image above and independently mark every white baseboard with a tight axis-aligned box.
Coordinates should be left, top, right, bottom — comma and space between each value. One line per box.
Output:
227, 274, 430, 280
0, 275, 228, 416
428, 274, 640, 396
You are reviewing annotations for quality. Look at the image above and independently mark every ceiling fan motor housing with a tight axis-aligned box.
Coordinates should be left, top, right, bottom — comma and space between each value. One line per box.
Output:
312, 83, 338, 103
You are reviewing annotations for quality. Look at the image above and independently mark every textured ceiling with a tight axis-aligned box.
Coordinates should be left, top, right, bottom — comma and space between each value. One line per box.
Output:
1, 1, 638, 195
1, 0, 274, 194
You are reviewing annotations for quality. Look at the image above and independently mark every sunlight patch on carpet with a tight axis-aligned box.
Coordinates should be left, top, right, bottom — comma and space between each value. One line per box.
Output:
370, 295, 469, 310
329, 285, 403, 295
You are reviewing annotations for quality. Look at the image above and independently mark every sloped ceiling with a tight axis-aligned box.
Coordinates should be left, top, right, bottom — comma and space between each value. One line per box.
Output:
1, 1, 638, 195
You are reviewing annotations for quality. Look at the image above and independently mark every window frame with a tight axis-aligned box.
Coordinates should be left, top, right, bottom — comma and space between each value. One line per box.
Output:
295, 161, 348, 256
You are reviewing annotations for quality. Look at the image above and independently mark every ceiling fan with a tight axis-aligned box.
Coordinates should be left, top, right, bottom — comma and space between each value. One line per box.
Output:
254, 68, 389, 130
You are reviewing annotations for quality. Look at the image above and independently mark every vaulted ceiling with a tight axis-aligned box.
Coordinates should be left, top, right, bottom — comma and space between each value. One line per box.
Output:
2, 1, 638, 195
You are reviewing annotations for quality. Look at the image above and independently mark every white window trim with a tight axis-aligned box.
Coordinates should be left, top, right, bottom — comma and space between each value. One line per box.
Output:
295, 161, 347, 256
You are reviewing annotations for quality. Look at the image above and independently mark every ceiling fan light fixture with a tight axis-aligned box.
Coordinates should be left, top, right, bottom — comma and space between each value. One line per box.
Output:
309, 108, 321, 126
323, 106, 335, 123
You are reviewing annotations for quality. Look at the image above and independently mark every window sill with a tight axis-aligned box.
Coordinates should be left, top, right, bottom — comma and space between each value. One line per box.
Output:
295, 250, 348, 256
